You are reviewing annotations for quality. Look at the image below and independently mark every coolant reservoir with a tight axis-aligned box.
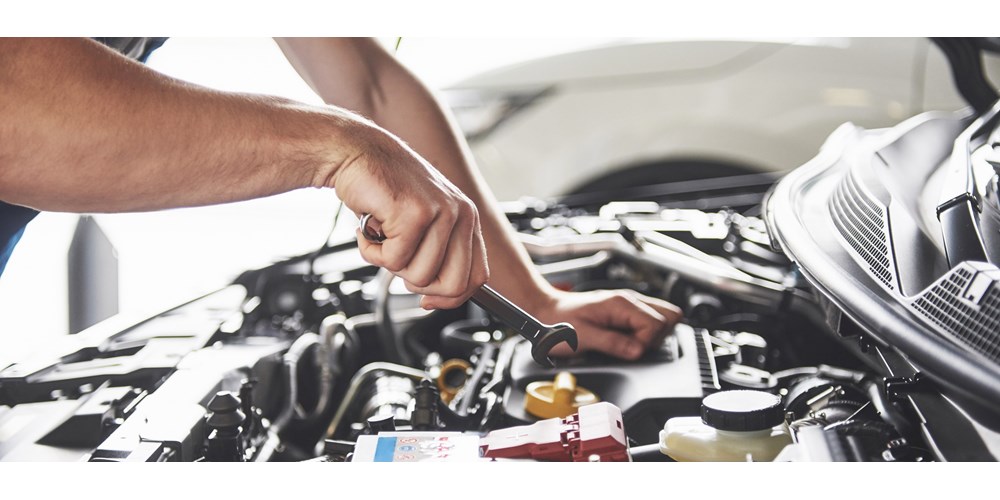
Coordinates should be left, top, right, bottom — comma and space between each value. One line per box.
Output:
659, 390, 791, 462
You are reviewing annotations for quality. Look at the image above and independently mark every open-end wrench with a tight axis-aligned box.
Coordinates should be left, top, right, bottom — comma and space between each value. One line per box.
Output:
359, 213, 578, 367
467, 285, 577, 367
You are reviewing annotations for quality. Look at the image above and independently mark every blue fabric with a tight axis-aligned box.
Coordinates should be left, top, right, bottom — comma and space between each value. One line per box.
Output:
0, 202, 39, 276
92, 37, 168, 63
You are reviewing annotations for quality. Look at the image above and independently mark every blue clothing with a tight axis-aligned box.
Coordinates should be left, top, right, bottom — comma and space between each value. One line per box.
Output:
0, 202, 38, 276
91, 37, 168, 63
0, 37, 167, 276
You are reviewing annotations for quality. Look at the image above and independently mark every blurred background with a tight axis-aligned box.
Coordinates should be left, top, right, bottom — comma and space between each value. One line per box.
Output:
0, 37, 986, 364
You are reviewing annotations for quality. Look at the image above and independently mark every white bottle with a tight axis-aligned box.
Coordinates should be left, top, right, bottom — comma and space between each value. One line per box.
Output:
659, 390, 792, 462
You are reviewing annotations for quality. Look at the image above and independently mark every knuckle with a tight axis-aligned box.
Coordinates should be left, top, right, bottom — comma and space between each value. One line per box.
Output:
382, 253, 407, 272
470, 265, 489, 288
408, 273, 433, 288
444, 281, 468, 299
457, 200, 475, 219
473, 272, 489, 288
403, 281, 423, 294
620, 342, 642, 360
358, 249, 383, 268
439, 209, 458, 230
445, 201, 462, 221
470, 205, 482, 226
611, 292, 632, 307
668, 304, 684, 319
412, 202, 435, 223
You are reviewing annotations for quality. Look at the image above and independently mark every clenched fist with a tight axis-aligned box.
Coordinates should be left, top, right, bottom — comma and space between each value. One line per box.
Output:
330, 124, 489, 309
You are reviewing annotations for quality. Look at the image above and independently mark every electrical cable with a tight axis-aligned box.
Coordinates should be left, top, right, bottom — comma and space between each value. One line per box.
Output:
309, 198, 346, 279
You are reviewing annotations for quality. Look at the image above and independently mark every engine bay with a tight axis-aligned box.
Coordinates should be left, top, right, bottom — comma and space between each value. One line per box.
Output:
5, 162, 993, 462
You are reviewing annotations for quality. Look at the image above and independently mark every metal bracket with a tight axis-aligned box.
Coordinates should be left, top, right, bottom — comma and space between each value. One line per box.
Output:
884, 373, 926, 401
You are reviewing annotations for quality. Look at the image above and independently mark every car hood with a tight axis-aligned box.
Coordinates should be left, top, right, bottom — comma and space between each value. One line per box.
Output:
764, 106, 1000, 416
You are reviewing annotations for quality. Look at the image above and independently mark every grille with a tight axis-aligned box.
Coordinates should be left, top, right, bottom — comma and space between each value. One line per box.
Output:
909, 263, 1000, 363
829, 170, 896, 290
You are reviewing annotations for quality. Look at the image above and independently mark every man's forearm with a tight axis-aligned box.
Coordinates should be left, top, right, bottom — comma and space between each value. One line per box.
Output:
0, 38, 369, 213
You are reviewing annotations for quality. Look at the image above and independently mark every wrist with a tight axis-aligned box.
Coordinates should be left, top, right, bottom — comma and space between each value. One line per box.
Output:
516, 276, 565, 317
300, 105, 383, 190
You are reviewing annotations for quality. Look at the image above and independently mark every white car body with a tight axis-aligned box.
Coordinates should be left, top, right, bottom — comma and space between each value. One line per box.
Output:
444, 38, 1000, 200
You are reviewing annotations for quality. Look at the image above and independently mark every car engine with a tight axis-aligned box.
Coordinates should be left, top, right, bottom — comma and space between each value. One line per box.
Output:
6, 36, 1000, 460
5, 157, 993, 462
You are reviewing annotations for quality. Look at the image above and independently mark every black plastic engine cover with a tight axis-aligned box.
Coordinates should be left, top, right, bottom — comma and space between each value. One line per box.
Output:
503, 323, 715, 444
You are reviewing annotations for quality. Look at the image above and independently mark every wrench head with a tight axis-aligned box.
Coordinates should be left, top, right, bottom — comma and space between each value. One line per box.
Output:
530, 322, 579, 368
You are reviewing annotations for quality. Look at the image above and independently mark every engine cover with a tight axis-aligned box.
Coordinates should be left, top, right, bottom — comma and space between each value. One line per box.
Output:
503, 323, 718, 443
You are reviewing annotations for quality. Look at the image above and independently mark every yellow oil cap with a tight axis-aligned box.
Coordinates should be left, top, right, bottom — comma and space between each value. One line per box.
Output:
436, 359, 472, 404
524, 371, 599, 419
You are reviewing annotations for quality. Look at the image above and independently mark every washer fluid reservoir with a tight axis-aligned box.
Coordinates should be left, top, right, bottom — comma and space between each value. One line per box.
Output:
659, 390, 791, 462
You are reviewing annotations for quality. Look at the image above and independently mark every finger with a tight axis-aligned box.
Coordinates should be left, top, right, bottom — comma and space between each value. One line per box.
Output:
629, 291, 684, 324
563, 325, 644, 360
628, 291, 684, 346
594, 291, 669, 349
625, 299, 670, 348
373, 203, 436, 272
356, 228, 387, 267
468, 207, 490, 288
420, 209, 489, 310
419, 293, 466, 310
407, 203, 475, 299
395, 206, 457, 288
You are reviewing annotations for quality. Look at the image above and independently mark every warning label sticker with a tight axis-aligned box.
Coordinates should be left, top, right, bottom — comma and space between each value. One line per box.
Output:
354, 432, 482, 462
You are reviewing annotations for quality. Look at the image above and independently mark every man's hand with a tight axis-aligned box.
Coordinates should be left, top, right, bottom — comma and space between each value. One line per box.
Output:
330, 126, 489, 310
533, 288, 683, 360
276, 38, 683, 352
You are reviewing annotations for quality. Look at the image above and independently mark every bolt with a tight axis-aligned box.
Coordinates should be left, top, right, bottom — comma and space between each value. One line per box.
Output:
887, 438, 907, 449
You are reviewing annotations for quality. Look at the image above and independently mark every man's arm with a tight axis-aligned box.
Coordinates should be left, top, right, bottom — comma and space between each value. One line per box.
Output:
0, 38, 345, 212
276, 37, 682, 358
0, 38, 487, 307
